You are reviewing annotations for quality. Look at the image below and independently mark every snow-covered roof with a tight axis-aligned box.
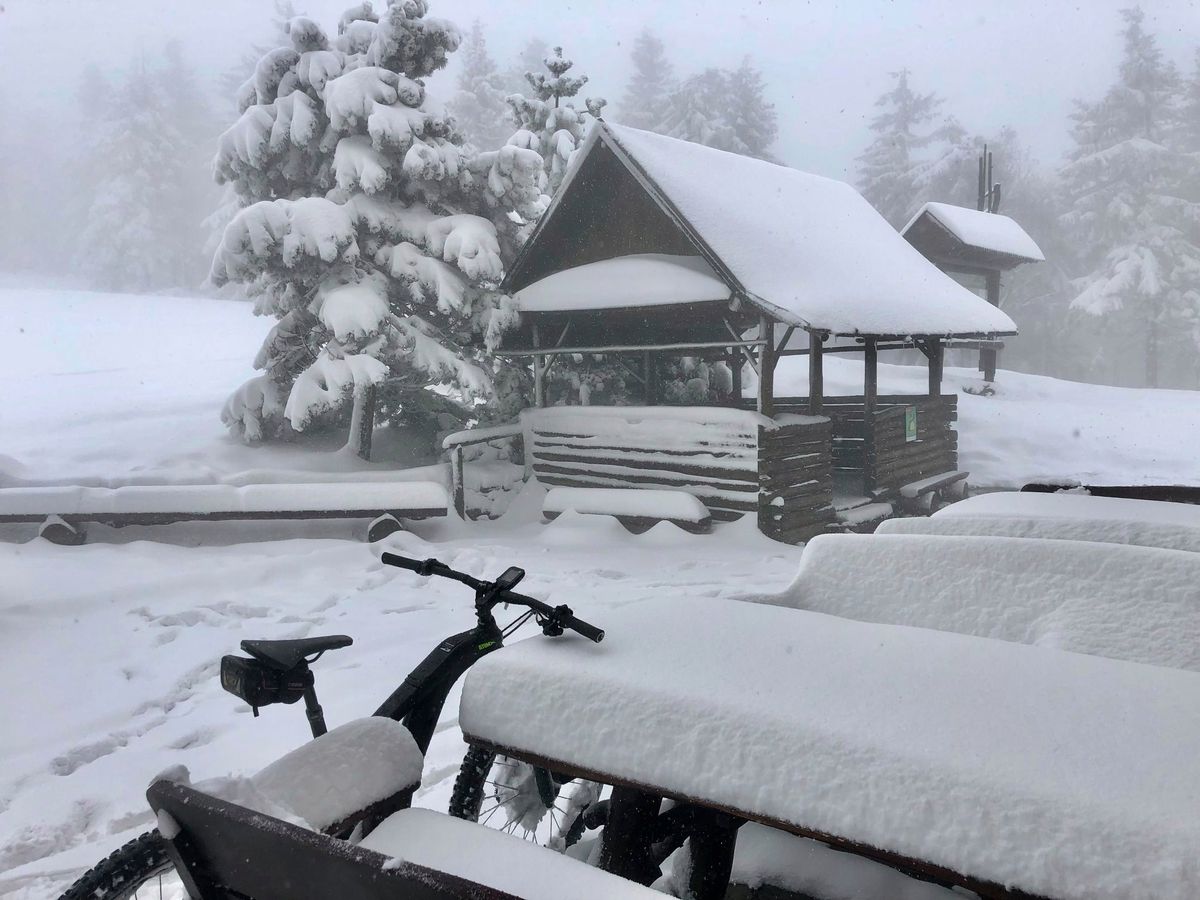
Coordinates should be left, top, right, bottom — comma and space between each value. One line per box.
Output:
903, 202, 1045, 262
548, 122, 1016, 337
514, 253, 730, 312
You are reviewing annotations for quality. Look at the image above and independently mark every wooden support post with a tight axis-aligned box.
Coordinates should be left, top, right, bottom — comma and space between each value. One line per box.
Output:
686, 810, 743, 900
928, 337, 944, 398
808, 330, 824, 415
729, 351, 742, 404
864, 338, 878, 419
982, 271, 1001, 382
348, 384, 377, 461
449, 445, 466, 519
597, 787, 662, 885
757, 315, 775, 418
532, 323, 546, 407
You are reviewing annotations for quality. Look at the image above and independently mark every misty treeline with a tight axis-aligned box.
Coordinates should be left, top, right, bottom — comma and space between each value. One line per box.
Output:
0, 4, 1196, 391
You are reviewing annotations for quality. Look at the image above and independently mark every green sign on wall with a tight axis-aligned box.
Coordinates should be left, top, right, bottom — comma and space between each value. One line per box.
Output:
905, 406, 918, 442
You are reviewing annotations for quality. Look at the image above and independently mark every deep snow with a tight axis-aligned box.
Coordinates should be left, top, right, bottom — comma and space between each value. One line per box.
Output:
5, 287, 1197, 490
2, 286, 1199, 897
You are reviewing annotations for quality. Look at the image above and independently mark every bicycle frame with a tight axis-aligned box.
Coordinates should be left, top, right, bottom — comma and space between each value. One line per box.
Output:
372, 614, 504, 755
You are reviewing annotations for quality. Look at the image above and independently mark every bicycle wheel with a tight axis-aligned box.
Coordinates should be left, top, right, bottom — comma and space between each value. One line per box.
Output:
58, 830, 186, 900
449, 744, 605, 850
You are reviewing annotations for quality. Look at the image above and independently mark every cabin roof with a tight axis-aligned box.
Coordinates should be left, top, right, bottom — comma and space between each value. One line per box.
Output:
902, 202, 1045, 270
504, 122, 1017, 339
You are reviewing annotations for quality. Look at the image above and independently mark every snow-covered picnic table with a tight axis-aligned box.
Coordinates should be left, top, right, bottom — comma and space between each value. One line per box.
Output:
460, 596, 1200, 900
878, 490, 1200, 553
766, 532, 1200, 671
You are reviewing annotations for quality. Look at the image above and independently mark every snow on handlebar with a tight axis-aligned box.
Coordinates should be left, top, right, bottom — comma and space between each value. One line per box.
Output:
380, 552, 605, 643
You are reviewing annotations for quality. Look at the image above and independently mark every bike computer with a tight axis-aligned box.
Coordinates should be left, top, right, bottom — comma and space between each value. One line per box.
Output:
493, 566, 525, 591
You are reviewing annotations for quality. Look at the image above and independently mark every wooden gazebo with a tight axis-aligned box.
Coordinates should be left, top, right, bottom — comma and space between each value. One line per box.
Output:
483, 122, 1018, 540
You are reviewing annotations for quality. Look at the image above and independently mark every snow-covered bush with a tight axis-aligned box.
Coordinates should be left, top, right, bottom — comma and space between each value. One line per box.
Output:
212, 1, 542, 445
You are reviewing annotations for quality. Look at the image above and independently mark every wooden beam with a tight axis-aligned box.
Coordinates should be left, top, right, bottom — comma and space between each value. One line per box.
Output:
757, 315, 775, 418
498, 338, 766, 358
532, 323, 545, 408
808, 330, 824, 416
928, 337, 945, 398
864, 338, 878, 419
982, 271, 1001, 382
730, 352, 743, 402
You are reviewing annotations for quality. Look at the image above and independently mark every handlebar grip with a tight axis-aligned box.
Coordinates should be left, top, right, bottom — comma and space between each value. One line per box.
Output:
566, 616, 605, 643
381, 552, 436, 574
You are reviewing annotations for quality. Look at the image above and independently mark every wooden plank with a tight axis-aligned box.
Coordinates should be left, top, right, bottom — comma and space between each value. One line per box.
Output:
531, 451, 759, 483
532, 438, 755, 459
533, 473, 759, 512
532, 463, 759, 494
532, 430, 758, 449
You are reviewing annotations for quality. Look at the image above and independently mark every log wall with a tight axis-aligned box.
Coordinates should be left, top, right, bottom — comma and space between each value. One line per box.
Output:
522, 406, 835, 541
771, 395, 959, 497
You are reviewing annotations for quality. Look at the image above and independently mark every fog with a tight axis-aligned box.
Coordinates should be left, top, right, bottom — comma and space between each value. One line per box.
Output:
2, 0, 1199, 388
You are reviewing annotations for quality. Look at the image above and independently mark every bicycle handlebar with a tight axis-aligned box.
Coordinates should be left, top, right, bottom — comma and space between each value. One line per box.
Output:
380, 552, 604, 643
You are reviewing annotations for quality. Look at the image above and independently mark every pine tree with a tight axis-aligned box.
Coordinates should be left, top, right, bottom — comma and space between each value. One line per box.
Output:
448, 20, 511, 151
1060, 6, 1200, 388
617, 29, 674, 130
723, 59, 778, 160
212, 2, 543, 446
506, 46, 605, 195
661, 69, 735, 149
75, 60, 190, 292
660, 63, 778, 161
856, 69, 967, 228
503, 37, 550, 95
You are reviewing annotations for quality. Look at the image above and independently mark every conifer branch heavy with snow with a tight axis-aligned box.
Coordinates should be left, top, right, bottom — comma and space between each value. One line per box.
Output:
211, 1, 541, 446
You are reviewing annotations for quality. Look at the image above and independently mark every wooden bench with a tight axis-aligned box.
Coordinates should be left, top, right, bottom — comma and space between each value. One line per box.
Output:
895, 468, 969, 513
0, 481, 447, 545
147, 781, 664, 900
542, 486, 713, 534
460, 596, 1200, 900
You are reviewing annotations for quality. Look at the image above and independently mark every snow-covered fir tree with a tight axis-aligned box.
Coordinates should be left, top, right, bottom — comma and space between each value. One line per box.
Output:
617, 29, 674, 130
75, 61, 190, 292
660, 63, 778, 161
448, 20, 511, 151
856, 68, 969, 228
507, 46, 605, 196
502, 37, 550, 95
723, 59, 778, 160
212, 2, 543, 446
1060, 6, 1200, 388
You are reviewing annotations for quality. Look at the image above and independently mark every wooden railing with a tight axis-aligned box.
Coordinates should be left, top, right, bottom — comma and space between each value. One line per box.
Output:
757, 416, 835, 543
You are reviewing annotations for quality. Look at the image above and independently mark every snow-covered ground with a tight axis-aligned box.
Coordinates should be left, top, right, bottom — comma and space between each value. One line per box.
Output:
2, 285, 1198, 897
5, 286, 1197, 489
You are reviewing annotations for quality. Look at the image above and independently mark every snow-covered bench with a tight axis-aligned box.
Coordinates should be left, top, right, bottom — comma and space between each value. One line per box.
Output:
460, 596, 1200, 899
147, 785, 662, 900
765, 532, 1200, 671
542, 486, 713, 534
0, 481, 447, 545
878, 490, 1200, 553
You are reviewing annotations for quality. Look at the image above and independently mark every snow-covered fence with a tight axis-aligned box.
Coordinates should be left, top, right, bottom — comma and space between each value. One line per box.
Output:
442, 424, 525, 520
521, 406, 835, 541
771, 394, 959, 497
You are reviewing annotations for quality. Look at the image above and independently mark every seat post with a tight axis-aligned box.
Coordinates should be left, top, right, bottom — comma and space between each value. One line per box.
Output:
301, 672, 328, 738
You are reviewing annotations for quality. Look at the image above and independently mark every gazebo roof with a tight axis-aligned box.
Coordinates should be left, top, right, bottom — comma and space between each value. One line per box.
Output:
902, 202, 1045, 271
514, 254, 730, 312
504, 122, 1017, 339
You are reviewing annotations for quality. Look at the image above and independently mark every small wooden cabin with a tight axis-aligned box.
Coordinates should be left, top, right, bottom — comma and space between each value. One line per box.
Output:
463, 122, 1018, 541
902, 201, 1044, 382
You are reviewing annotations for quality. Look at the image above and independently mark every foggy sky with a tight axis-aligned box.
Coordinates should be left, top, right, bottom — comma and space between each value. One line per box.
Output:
2, 0, 1199, 178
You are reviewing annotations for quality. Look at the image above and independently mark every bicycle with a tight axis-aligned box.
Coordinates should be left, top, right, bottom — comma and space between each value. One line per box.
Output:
58, 552, 604, 900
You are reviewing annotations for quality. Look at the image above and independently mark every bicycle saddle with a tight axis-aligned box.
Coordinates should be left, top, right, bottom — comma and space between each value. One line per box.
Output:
240, 635, 353, 671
